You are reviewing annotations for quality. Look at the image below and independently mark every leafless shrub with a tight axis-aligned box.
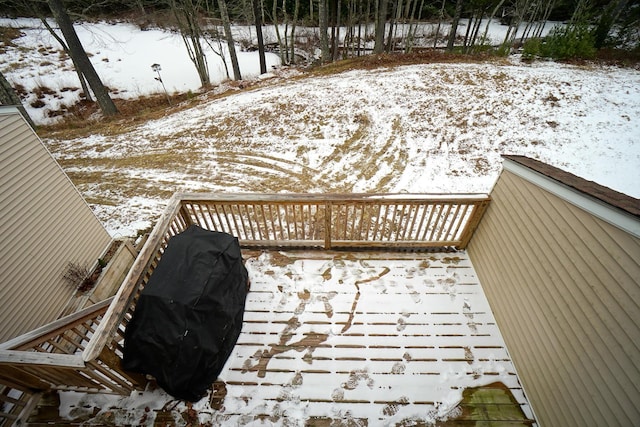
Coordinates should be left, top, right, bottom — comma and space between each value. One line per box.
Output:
62, 261, 98, 292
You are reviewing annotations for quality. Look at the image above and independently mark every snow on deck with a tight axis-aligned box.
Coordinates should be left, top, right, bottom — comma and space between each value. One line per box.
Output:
208, 250, 533, 425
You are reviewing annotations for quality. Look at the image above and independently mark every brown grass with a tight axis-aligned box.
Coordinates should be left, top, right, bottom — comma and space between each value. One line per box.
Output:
39, 92, 199, 139
0, 26, 23, 52
309, 50, 509, 76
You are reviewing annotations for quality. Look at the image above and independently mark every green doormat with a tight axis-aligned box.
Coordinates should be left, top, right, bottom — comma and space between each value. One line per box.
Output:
441, 382, 536, 426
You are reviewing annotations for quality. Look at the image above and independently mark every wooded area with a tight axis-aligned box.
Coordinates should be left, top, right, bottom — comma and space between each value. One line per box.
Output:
0, 0, 637, 120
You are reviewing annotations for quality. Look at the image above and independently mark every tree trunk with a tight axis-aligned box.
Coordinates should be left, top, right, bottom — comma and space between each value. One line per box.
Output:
500, 0, 529, 51
533, 0, 556, 38
433, 0, 446, 48
333, 0, 341, 60
47, 0, 118, 116
385, 0, 396, 52
481, 0, 507, 46
271, 0, 285, 63
463, 10, 474, 47
0, 70, 36, 129
253, 0, 267, 73
290, 0, 300, 64
404, 0, 421, 53
446, 0, 464, 51
357, 0, 364, 56
39, 16, 93, 102
373, 0, 388, 53
218, 0, 242, 80
364, 0, 371, 54
281, 0, 290, 64
171, 0, 210, 87
467, 7, 486, 52
319, 0, 330, 61
26, 0, 94, 102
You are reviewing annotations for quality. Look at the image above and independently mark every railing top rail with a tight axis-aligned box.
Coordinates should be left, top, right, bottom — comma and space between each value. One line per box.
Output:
176, 192, 491, 203
0, 298, 113, 351
0, 350, 85, 368
82, 195, 184, 363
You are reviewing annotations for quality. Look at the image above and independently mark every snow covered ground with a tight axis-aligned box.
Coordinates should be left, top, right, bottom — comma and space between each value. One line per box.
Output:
1, 18, 639, 241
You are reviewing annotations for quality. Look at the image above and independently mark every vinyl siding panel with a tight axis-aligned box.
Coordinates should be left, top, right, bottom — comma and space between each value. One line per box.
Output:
0, 108, 112, 343
468, 167, 640, 427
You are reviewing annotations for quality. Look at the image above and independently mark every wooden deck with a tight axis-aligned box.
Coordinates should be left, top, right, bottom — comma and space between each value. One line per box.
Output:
2, 193, 536, 426
24, 249, 535, 426
207, 249, 534, 425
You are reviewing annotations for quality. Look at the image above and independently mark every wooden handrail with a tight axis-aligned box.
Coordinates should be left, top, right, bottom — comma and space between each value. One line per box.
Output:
0, 351, 84, 368
0, 298, 113, 351
177, 192, 490, 249
83, 195, 183, 363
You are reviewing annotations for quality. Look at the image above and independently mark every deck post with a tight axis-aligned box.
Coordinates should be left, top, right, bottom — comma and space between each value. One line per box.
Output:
179, 204, 194, 227
97, 346, 147, 390
325, 202, 332, 249
457, 198, 491, 249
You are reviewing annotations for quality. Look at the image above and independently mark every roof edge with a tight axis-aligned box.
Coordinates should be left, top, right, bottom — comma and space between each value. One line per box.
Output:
502, 155, 640, 238
0, 105, 20, 114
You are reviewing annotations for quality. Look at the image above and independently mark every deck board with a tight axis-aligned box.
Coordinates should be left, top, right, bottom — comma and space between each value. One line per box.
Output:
209, 250, 535, 425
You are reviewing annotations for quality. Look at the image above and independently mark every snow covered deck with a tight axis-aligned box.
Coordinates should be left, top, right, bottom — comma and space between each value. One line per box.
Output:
211, 249, 534, 425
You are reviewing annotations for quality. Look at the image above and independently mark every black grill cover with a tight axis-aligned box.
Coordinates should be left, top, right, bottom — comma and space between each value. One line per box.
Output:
122, 225, 248, 401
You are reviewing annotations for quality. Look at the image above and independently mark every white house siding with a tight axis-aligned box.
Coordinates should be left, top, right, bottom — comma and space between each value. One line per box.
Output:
0, 107, 111, 343
467, 158, 640, 427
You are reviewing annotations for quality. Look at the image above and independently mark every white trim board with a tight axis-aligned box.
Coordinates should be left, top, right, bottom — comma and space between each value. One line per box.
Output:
502, 158, 640, 239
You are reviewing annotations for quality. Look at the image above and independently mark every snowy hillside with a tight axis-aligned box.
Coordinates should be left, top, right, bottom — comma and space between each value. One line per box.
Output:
1, 18, 639, 238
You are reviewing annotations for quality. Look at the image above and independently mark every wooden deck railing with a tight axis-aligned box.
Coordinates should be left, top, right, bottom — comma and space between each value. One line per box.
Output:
0, 192, 489, 424
0, 298, 145, 396
177, 193, 490, 249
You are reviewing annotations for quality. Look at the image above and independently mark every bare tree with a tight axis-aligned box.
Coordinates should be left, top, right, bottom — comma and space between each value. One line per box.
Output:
319, 0, 331, 61
464, 0, 491, 52
218, 0, 242, 80
269, 0, 286, 63
500, 0, 531, 51
343, 0, 360, 57
532, 0, 557, 38
169, 0, 211, 87
447, 0, 464, 51
39, 16, 93, 101
404, 0, 424, 53
47, 0, 118, 116
481, 0, 509, 46
290, 0, 300, 64
252, 0, 267, 73
202, 26, 231, 79
12, 0, 94, 101
373, 0, 388, 53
